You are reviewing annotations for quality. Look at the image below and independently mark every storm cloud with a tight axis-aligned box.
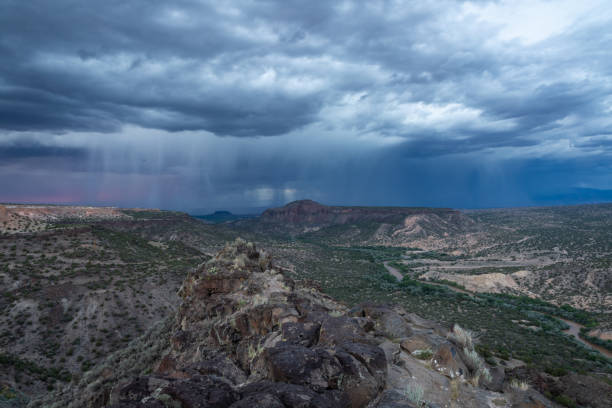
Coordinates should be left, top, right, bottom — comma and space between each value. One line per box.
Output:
1, 0, 612, 211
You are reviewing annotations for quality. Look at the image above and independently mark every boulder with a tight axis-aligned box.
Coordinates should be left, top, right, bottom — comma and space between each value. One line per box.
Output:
186, 353, 247, 385
379, 340, 401, 365
431, 344, 467, 379
317, 315, 370, 346
264, 344, 344, 391
238, 381, 348, 408
112, 377, 152, 403
399, 334, 434, 354
159, 375, 239, 408
281, 321, 321, 347
336, 342, 388, 407
109, 377, 171, 406
558, 373, 612, 408
482, 366, 505, 392
375, 390, 419, 408
377, 311, 413, 339
228, 393, 285, 408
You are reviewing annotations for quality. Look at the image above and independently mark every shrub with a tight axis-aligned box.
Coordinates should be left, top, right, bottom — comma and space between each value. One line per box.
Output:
404, 382, 424, 406
448, 324, 473, 349
469, 368, 491, 386
463, 347, 483, 372
545, 366, 568, 377
509, 379, 529, 391
554, 394, 576, 408
463, 347, 491, 384
413, 348, 433, 360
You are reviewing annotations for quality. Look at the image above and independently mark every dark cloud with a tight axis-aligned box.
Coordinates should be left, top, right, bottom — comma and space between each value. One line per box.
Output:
2, 0, 611, 141
0, 141, 86, 160
1, 0, 612, 209
398, 132, 539, 158
0, 0, 331, 135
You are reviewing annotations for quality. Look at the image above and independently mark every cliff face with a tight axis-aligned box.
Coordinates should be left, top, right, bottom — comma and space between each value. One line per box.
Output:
259, 200, 460, 227
33, 239, 557, 408
252, 200, 477, 248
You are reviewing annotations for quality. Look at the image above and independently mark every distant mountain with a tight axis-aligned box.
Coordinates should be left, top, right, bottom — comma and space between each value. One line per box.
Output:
193, 210, 256, 224
0, 204, 190, 234
236, 199, 476, 247
533, 187, 612, 205
260, 199, 458, 225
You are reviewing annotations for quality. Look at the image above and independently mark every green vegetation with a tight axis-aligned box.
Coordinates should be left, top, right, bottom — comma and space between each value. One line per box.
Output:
0, 213, 228, 396
0, 353, 71, 382
404, 250, 465, 261
551, 393, 577, 408
579, 327, 612, 352
334, 245, 408, 262
428, 279, 467, 290
285, 242, 611, 377
404, 382, 425, 406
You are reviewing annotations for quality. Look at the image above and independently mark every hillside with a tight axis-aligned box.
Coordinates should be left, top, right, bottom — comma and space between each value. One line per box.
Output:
29, 239, 576, 408
236, 200, 476, 246
0, 207, 235, 399
242, 201, 612, 313
386, 204, 612, 314
0, 205, 131, 234
1, 203, 611, 408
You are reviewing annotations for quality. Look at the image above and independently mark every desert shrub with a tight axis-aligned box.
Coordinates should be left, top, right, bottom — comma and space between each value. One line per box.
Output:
413, 349, 433, 360
463, 347, 491, 384
476, 366, 492, 384
509, 379, 529, 391
545, 366, 568, 377
448, 324, 473, 349
579, 327, 612, 352
404, 382, 424, 406
29, 317, 173, 408
553, 394, 576, 408
463, 347, 482, 371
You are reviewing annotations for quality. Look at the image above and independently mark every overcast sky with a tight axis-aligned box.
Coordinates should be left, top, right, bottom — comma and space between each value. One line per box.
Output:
1, 0, 612, 212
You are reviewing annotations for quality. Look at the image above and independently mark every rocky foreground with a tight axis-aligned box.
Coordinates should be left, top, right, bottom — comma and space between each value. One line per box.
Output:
31, 239, 568, 407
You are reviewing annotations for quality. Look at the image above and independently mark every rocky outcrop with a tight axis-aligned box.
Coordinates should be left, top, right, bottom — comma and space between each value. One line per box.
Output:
507, 367, 612, 408
245, 200, 482, 249
141, 238, 389, 408
259, 200, 463, 226
32, 238, 559, 408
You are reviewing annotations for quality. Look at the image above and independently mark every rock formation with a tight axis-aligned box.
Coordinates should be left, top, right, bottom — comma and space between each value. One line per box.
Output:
32, 239, 559, 408
259, 200, 465, 229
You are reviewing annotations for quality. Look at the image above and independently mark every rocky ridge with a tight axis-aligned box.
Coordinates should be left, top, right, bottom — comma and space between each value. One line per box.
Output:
260, 200, 464, 227
31, 239, 559, 408
245, 200, 476, 247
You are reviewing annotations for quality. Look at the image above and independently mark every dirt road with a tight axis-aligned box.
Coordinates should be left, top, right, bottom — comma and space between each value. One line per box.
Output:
556, 317, 612, 359
383, 261, 403, 281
